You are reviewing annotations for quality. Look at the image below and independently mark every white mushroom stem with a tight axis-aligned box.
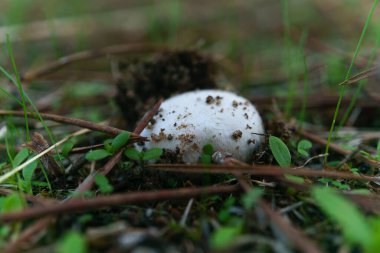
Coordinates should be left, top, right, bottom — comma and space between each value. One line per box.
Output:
139, 89, 265, 163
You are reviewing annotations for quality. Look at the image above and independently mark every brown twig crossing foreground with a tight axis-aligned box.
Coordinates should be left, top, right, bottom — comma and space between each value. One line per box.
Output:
0, 185, 240, 222
147, 164, 379, 182
0, 110, 143, 140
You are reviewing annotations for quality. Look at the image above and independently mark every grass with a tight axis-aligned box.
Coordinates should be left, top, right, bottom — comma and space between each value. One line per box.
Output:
324, 0, 379, 164
338, 22, 380, 127
6, 35, 31, 141
298, 29, 309, 126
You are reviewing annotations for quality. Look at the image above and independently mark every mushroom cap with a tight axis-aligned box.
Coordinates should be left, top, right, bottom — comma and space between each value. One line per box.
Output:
139, 89, 265, 163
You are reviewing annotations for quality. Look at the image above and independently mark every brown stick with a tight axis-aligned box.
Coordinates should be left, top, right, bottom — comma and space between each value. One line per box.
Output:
0, 185, 240, 222
0, 110, 143, 140
147, 164, 378, 182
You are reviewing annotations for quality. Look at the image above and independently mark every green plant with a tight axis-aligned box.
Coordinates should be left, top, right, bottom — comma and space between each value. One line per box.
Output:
61, 140, 76, 157
312, 187, 380, 252
241, 188, 263, 210
269, 136, 291, 167
124, 147, 163, 162
94, 174, 113, 194
339, 20, 380, 128
211, 195, 244, 250
318, 178, 350, 190
297, 139, 312, 158
210, 222, 243, 250
85, 149, 111, 161
85, 131, 130, 161
57, 231, 87, 253
200, 144, 214, 165
324, 0, 379, 164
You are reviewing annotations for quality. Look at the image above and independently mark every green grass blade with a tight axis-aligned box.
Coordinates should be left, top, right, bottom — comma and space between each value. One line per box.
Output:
298, 30, 309, 127
324, 0, 379, 164
339, 20, 380, 127
6, 34, 30, 141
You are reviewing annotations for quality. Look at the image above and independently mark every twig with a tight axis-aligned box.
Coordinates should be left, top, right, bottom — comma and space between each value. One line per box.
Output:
147, 164, 378, 182
70, 143, 105, 154
0, 110, 143, 140
0, 185, 240, 222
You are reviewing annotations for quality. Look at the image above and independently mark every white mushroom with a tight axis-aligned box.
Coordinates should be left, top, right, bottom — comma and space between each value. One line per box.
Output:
139, 89, 265, 163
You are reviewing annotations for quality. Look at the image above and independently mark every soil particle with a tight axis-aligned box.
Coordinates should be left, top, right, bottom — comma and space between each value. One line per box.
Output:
151, 129, 167, 142
232, 130, 243, 141
247, 139, 256, 145
206, 95, 215, 104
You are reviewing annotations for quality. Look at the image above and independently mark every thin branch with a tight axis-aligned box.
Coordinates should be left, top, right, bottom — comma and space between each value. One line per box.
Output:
0, 110, 143, 140
0, 185, 240, 222
147, 164, 378, 182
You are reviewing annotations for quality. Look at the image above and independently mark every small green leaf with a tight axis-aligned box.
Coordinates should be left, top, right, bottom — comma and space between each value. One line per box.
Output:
94, 174, 113, 194
297, 139, 312, 157
103, 139, 113, 153
350, 189, 371, 195
312, 187, 372, 247
142, 148, 163, 160
13, 148, 29, 167
285, 175, 305, 184
22, 160, 38, 183
57, 231, 87, 253
269, 136, 291, 167
200, 154, 212, 164
61, 140, 75, 157
211, 225, 242, 249
218, 196, 236, 222
202, 144, 214, 155
85, 149, 111, 161
1, 193, 25, 213
242, 188, 263, 210
111, 131, 130, 152
124, 148, 142, 161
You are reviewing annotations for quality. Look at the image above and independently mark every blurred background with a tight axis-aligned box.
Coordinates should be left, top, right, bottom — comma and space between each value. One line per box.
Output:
0, 0, 379, 128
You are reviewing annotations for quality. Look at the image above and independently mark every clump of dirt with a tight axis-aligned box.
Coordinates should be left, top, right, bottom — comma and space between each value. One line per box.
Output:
114, 50, 218, 128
